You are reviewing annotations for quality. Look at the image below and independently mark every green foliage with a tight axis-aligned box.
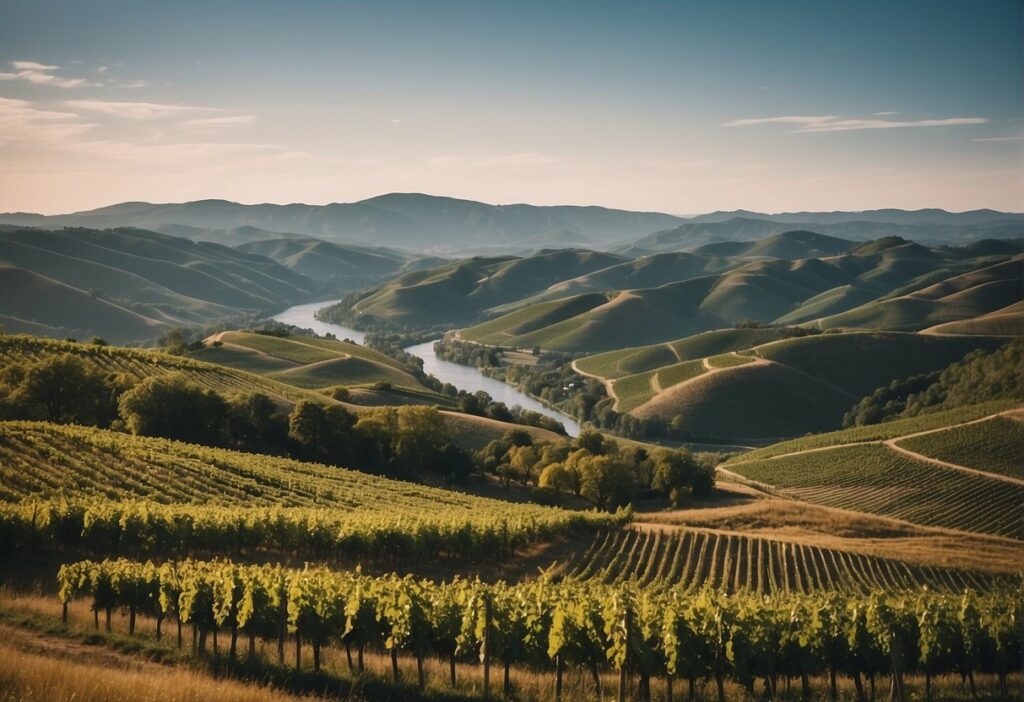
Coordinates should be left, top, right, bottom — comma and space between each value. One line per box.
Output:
118, 373, 230, 446
57, 558, 1024, 695
733, 400, 1017, 462
730, 444, 1024, 538
0, 352, 127, 425
896, 416, 1024, 480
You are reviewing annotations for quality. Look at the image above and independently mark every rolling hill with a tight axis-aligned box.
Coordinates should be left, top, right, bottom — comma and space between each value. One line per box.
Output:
577, 331, 1009, 441
620, 213, 1023, 255
194, 331, 430, 391
459, 240, 1020, 353
237, 237, 413, 289
0, 193, 685, 251
0, 227, 316, 343
722, 403, 1024, 539
323, 249, 627, 328
0, 334, 560, 449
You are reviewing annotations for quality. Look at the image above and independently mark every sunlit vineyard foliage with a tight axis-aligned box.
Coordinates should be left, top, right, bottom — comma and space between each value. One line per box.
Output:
561, 529, 1002, 593
729, 401, 1017, 462
58, 558, 1024, 701
654, 359, 705, 390
896, 416, 1024, 480
0, 422, 619, 561
0, 335, 322, 404
729, 445, 1024, 539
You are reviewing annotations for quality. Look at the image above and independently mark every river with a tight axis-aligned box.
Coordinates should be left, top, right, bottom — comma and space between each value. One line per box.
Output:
272, 301, 581, 436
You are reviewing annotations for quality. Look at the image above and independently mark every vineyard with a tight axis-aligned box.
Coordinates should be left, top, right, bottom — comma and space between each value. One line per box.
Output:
198, 332, 425, 391
559, 528, 1001, 594
727, 444, 1024, 539
0, 334, 323, 405
56, 558, 1024, 701
0, 421, 618, 561
728, 400, 1019, 462
895, 415, 1024, 480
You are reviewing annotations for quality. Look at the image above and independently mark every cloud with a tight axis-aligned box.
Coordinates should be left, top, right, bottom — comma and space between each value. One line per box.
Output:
180, 115, 257, 128
970, 135, 1023, 142
11, 61, 58, 71
67, 139, 279, 163
0, 97, 96, 144
722, 114, 988, 133
873, 111, 899, 116
64, 99, 215, 120
0, 60, 90, 88
428, 152, 556, 168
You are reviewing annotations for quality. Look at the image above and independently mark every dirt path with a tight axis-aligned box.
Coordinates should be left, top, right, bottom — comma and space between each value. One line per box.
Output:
0, 621, 168, 673
571, 359, 618, 405
725, 410, 1024, 486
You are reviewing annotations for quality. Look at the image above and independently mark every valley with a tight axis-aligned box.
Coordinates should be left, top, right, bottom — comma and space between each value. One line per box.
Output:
0, 201, 1020, 702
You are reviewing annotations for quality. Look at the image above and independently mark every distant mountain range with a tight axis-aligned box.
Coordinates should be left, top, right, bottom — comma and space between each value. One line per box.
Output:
3, 194, 1021, 253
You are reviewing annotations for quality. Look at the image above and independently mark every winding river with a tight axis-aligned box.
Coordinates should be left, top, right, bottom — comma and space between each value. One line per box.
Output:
272, 301, 581, 436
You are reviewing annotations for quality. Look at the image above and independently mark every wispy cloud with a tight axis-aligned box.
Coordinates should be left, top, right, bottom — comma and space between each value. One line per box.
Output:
0, 97, 96, 144
0, 60, 91, 88
722, 114, 988, 133
970, 135, 1023, 142
180, 114, 257, 128
63, 99, 215, 120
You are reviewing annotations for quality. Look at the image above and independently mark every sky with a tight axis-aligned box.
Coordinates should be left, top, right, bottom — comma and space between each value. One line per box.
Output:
0, 0, 1021, 214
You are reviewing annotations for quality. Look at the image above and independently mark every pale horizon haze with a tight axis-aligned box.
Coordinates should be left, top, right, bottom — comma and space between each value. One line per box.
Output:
1, 0, 1021, 215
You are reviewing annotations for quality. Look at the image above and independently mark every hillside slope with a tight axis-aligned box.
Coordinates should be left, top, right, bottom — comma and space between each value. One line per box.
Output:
0, 227, 316, 342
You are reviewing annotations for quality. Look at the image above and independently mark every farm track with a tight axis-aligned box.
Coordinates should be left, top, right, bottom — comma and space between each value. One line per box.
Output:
727, 410, 1022, 486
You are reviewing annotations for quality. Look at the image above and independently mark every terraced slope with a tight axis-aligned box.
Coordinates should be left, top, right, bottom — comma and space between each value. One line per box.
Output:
195, 331, 427, 391
579, 331, 1008, 440
730, 401, 1019, 462
574, 328, 792, 379
561, 528, 998, 593
751, 332, 1007, 397
895, 414, 1024, 480
724, 405, 1024, 539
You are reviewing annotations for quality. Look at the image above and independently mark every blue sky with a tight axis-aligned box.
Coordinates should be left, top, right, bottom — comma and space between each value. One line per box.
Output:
0, 0, 1020, 213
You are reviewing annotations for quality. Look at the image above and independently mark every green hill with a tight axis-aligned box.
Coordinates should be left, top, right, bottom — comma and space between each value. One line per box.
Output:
577, 331, 1009, 441
0, 227, 316, 343
0, 265, 167, 344
724, 403, 1024, 539
459, 241, 1017, 354
237, 238, 411, 289
194, 331, 429, 391
325, 249, 626, 328
691, 230, 855, 259
0, 334, 558, 450
814, 254, 1024, 331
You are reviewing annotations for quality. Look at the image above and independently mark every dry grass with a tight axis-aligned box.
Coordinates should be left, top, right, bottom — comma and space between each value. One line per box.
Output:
0, 638, 311, 702
634, 496, 1024, 575
0, 591, 1019, 702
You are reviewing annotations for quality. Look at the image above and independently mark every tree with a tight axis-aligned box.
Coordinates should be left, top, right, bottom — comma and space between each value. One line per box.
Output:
651, 450, 695, 506
393, 406, 451, 475
579, 454, 633, 510
228, 393, 289, 452
118, 373, 228, 445
4, 353, 115, 425
507, 444, 540, 486
539, 462, 577, 501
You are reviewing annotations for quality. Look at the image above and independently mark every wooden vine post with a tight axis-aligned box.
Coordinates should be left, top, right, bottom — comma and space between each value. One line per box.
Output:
482, 593, 492, 700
